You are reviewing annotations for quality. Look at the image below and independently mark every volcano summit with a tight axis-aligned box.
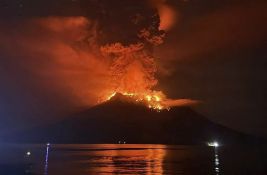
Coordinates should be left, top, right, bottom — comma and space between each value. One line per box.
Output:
11, 93, 259, 144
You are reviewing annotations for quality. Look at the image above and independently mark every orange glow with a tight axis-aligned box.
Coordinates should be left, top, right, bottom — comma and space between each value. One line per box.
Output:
99, 41, 169, 111
80, 144, 166, 174
104, 91, 166, 111
0, 14, 198, 111
99, 33, 198, 110
103, 91, 199, 111
158, 4, 177, 31
149, 0, 177, 31
107, 92, 117, 100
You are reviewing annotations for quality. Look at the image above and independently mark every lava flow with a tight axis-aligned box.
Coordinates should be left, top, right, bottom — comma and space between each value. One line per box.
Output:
106, 91, 166, 110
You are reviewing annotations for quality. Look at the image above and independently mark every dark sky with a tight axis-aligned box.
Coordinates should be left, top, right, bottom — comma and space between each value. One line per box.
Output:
0, 0, 266, 137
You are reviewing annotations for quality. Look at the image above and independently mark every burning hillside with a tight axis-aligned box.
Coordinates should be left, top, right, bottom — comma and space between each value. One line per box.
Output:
104, 92, 198, 111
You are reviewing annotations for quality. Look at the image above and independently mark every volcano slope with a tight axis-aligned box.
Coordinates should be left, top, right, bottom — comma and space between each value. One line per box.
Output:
12, 94, 263, 144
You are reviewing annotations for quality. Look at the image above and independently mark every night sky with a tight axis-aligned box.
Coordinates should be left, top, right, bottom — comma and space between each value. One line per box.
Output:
0, 0, 266, 137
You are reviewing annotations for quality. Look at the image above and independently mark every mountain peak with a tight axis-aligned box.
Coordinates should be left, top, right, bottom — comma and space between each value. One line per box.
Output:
103, 92, 158, 111
11, 96, 257, 144
108, 93, 136, 102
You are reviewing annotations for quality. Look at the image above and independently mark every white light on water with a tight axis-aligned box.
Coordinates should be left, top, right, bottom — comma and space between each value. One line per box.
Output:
44, 143, 50, 175
208, 141, 219, 147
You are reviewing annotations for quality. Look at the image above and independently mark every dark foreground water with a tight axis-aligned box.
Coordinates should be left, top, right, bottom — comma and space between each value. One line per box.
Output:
0, 144, 267, 175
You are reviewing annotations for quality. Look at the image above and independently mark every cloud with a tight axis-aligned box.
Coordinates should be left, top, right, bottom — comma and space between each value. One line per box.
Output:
148, 0, 177, 31
155, 0, 267, 65
0, 17, 111, 109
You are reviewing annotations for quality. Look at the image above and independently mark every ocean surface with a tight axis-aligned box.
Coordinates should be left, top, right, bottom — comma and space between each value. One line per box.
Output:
0, 144, 267, 175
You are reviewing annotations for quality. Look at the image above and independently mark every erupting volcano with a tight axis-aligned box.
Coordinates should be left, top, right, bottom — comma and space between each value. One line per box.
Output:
97, 6, 196, 111
0, 0, 197, 112
99, 41, 198, 110
100, 41, 166, 110
100, 41, 174, 111
2, 0, 264, 145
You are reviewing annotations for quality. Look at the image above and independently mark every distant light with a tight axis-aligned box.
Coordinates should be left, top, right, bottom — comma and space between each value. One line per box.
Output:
26, 151, 31, 156
208, 141, 219, 147
46, 143, 50, 146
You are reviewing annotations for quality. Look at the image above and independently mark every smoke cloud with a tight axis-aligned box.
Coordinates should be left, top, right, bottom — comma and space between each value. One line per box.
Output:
0, 17, 110, 108
155, 0, 266, 63
148, 0, 177, 31
0, 14, 197, 112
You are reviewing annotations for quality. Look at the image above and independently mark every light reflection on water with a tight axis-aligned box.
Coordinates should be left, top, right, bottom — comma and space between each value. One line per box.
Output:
77, 146, 166, 174
7, 144, 261, 175
38, 144, 213, 175
1, 144, 267, 174
214, 147, 220, 175
0, 144, 215, 175
44, 144, 50, 175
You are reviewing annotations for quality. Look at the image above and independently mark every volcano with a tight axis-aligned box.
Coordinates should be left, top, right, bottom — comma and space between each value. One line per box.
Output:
13, 94, 261, 144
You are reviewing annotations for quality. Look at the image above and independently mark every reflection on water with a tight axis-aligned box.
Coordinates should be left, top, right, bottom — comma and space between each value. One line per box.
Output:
214, 147, 220, 175
0, 144, 214, 175
44, 143, 50, 175
39, 144, 214, 175
1, 144, 267, 175
79, 145, 166, 174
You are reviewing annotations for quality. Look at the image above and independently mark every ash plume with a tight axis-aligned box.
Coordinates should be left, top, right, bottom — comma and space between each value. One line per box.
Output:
98, 0, 198, 109
0, 0, 198, 114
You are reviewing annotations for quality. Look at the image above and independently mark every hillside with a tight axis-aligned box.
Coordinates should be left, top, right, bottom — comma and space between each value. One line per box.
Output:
11, 94, 260, 144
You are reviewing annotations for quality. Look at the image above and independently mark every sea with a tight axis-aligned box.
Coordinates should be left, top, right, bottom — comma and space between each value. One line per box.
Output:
0, 144, 267, 175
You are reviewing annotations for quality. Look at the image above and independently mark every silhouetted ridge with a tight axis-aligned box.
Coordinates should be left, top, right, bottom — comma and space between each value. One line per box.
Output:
10, 94, 264, 144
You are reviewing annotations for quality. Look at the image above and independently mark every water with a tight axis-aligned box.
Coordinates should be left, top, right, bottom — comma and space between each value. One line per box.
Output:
0, 144, 267, 175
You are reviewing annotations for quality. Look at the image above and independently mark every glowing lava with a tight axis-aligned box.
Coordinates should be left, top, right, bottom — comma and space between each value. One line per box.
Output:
105, 91, 166, 111
103, 91, 200, 111
99, 41, 168, 111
